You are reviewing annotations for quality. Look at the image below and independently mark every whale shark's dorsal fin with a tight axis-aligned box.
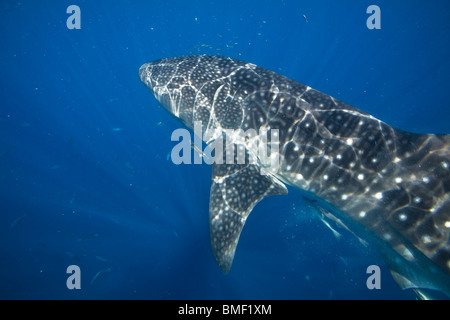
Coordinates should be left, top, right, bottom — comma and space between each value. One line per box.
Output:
209, 151, 287, 273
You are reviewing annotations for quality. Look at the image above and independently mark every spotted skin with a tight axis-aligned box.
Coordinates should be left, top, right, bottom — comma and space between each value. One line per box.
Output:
140, 55, 450, 293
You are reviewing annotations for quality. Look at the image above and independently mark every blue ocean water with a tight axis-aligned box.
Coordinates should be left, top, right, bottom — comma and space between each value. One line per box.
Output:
1, 0, 450, 299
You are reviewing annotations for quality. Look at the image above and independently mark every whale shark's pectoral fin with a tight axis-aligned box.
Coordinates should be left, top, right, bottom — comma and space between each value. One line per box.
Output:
209, 162, 287, 273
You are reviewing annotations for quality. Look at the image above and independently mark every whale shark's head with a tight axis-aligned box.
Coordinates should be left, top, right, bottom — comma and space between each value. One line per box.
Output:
140, 55, 246, 132
139, 55, 284, 135
139, 57, 193, 127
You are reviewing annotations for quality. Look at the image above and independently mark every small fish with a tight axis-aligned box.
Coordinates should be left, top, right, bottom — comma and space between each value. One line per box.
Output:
303, 197, 368, 247
317, 206, 368, 247
338, 256, 349, 268
66, 251, 81, 263
320, 216, 343, 240
112, 127, 123, 132
124, 161, 134, 170
90, 267, 112, 285
302, 196, 317, 203
191, 141, 212, 163
9, 213, 27, 229
302, 14, 308, 23
69, 192, 77, 204
95, 255, 110, 262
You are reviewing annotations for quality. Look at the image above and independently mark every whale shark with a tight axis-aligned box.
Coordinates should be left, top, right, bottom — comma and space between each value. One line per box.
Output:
139, 55, 450, 296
